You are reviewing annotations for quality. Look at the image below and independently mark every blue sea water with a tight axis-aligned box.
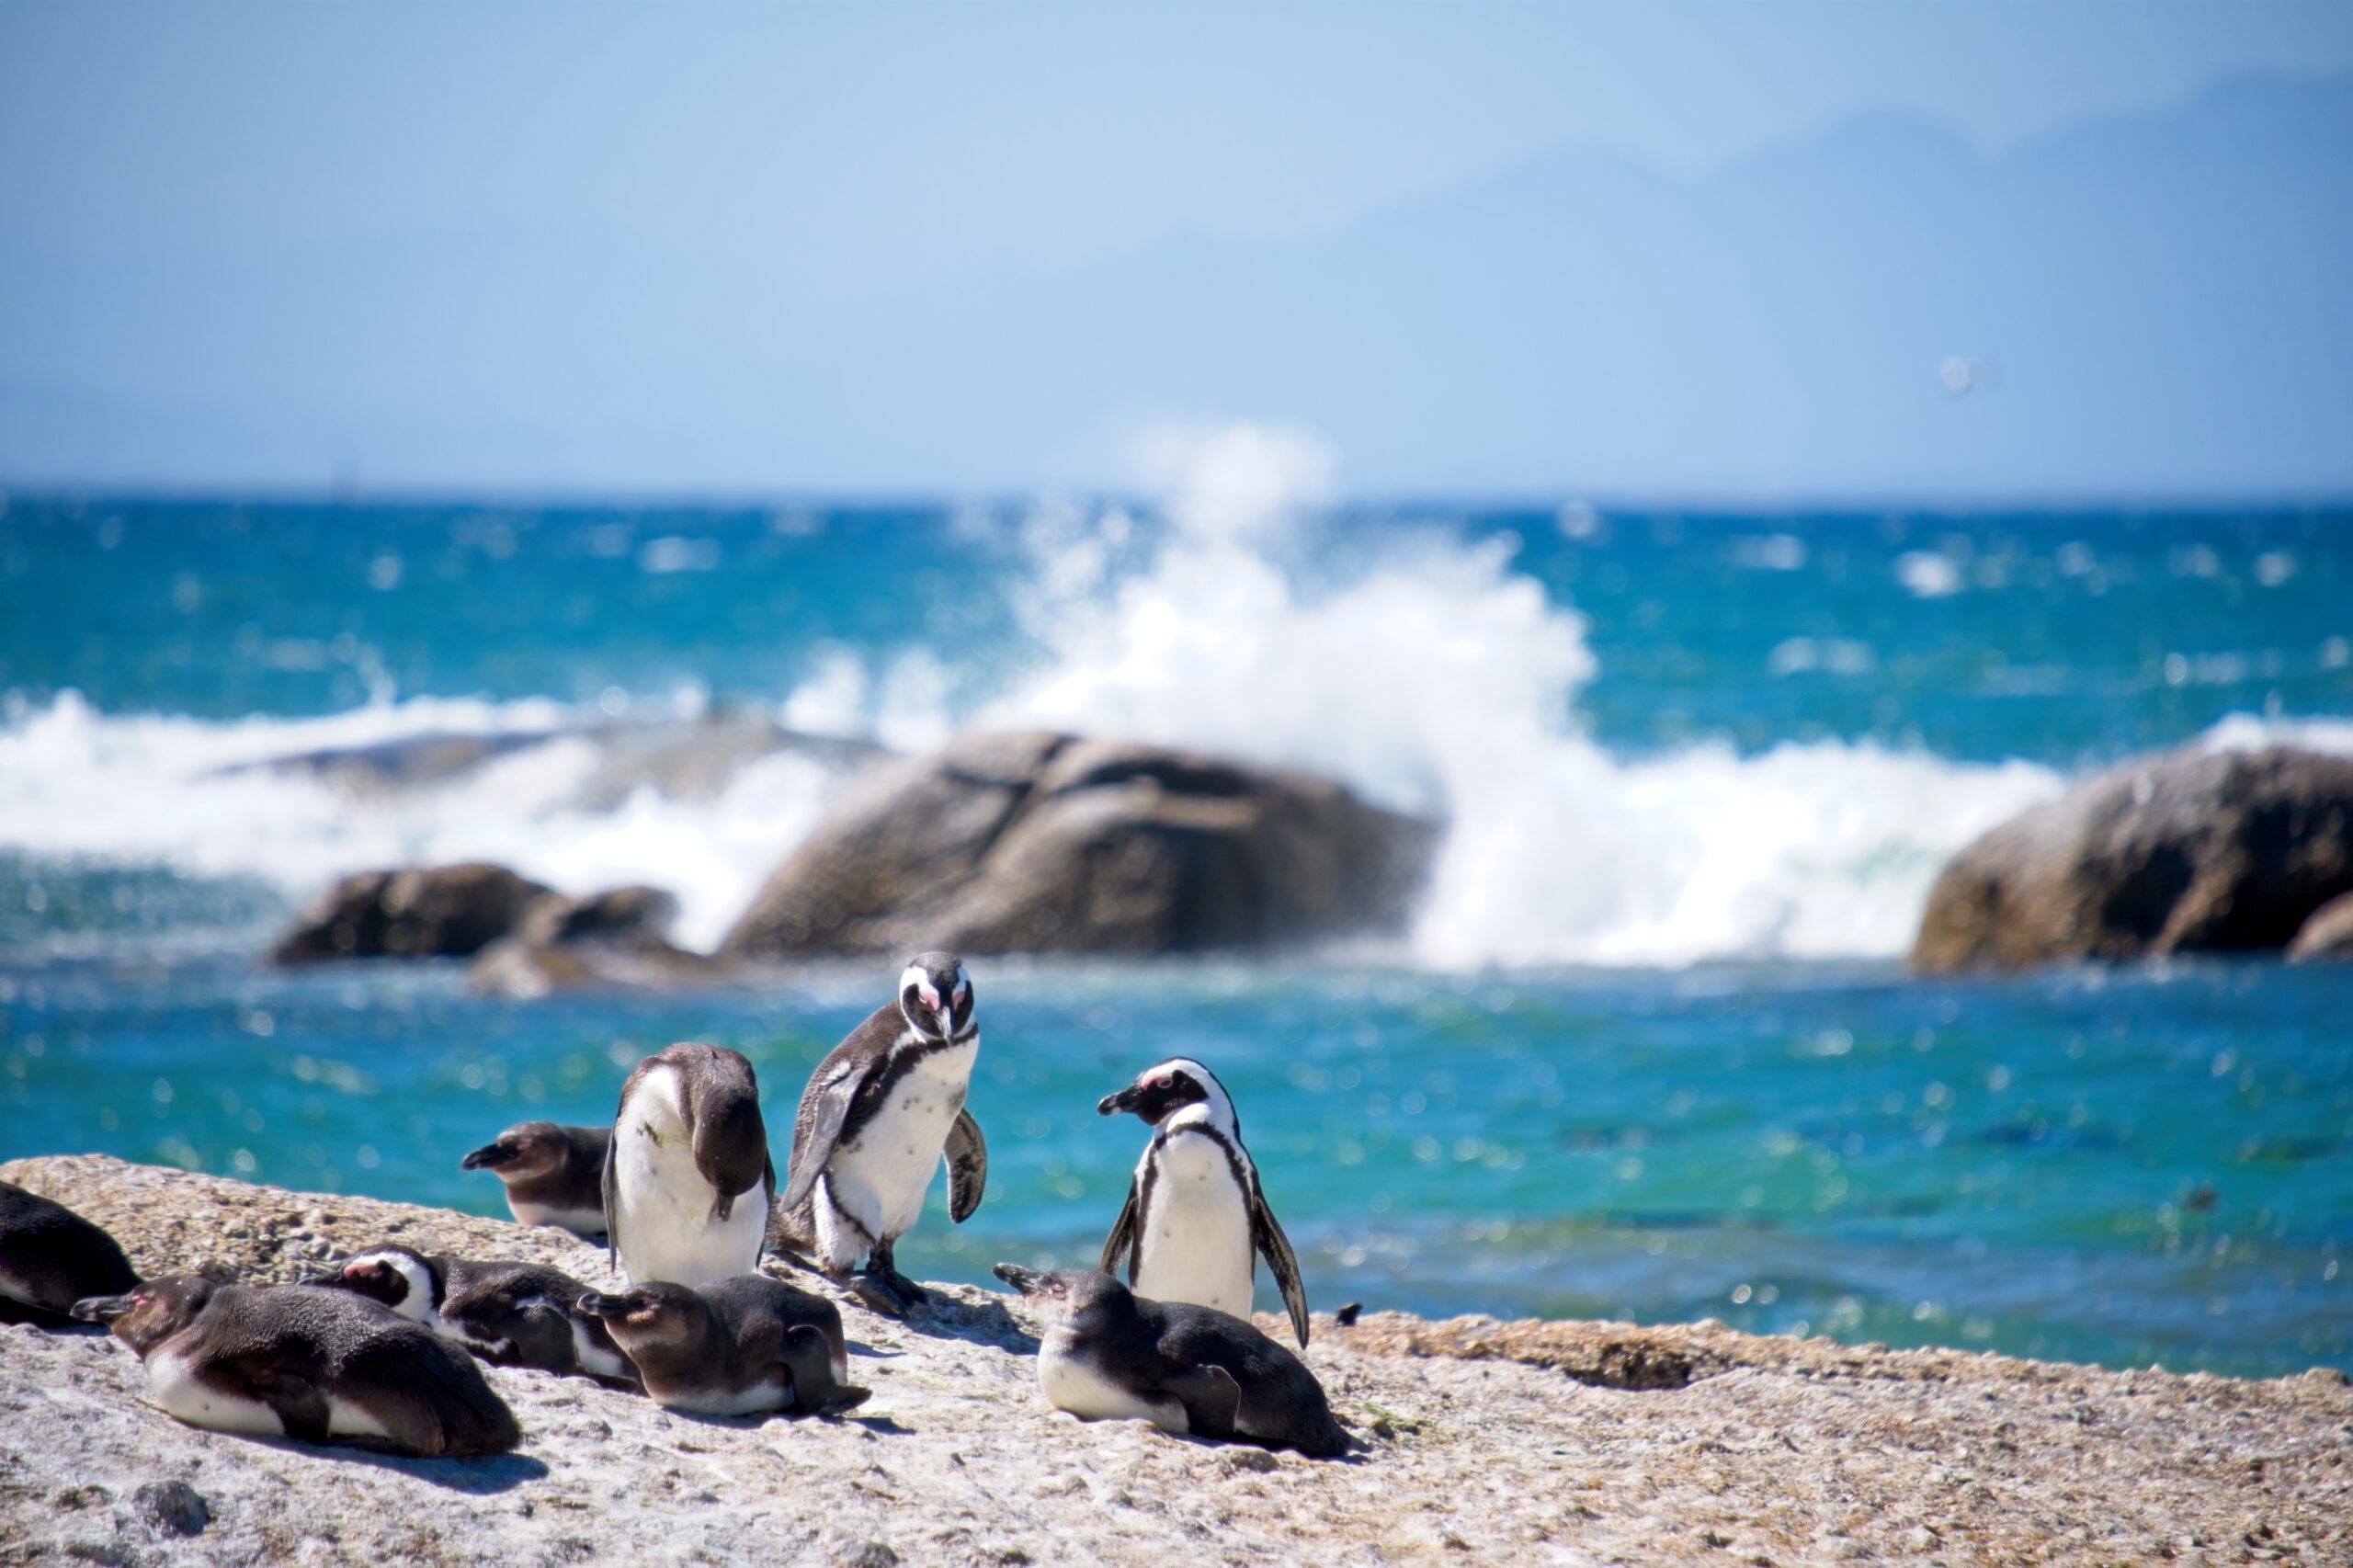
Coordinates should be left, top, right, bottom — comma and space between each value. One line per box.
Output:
1, 487, 2347, 1379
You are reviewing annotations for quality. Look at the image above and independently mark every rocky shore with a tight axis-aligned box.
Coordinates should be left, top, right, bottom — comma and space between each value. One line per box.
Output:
3, 1156, 2347, 1565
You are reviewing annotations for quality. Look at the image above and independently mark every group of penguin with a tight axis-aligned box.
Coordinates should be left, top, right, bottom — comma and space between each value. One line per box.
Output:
0, 951, 1352, 1460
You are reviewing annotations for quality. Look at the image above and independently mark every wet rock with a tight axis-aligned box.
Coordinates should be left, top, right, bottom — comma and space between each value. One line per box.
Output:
722, 731, 1436, 958
2285, 890, 2353, 962
131, 1480, 210, 1537
271, 863, 557, 963
468, 885, 723, 997
1911, 746, 2353, 972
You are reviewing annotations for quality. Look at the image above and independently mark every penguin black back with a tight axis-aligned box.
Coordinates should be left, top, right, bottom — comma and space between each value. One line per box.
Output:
0, 1179, 138, 1326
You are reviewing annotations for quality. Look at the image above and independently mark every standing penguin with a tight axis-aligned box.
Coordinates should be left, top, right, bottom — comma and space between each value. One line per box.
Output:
768, 952, 986, 1317
0, 1179, 138, 1327
575, 1276, 870, 1417
72, 1275, 520, 1456
460, 1120, 611, 1238
993, 1265, 1348, 1458
604, 1042, 773, 1288
307, 1244, 634, 1384
1097, 1058, 1311, 1347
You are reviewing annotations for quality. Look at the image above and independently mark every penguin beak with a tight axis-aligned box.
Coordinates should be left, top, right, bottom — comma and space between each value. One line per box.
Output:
992, 1263, 1047, 1297
1097, 1085, 1139, 1118
575, 1291, 628, 1320
460, 1142, 503, 1171
71, 1294, 134, 1324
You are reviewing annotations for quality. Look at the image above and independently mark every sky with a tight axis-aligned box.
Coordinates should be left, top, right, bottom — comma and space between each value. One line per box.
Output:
3, 1, 2351, 499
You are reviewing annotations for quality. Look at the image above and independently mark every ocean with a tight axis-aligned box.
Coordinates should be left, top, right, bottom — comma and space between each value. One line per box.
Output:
2, 477, 2347, 1379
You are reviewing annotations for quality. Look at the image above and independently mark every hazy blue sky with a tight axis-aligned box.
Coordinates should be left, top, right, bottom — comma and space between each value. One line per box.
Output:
4, 2, 2350, 497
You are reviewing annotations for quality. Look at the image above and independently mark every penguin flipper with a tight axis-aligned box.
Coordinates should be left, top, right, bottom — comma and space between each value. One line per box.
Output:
233, 1361, 332, 1445
779, 1064, 867, 1214
600, 1122, 622, 1273
1162, 1363, 1244, 1440
943, 1108, 987, 1223
1250, 1180, 1313, 1349
1098, 1178, 1141, 1278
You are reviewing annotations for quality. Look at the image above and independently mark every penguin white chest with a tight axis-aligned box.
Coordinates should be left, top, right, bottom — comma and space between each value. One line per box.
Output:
828, 1039, 976, 1241
1133, 1132, 1256, 1320
147, 1346, 286, 1437
611, 1069, 767, 1287
1037, 1331, 1187, 1433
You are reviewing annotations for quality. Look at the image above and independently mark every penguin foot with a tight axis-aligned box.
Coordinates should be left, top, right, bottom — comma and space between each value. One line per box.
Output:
847, 1271, 914, 1318
875, 1265, 926, 1307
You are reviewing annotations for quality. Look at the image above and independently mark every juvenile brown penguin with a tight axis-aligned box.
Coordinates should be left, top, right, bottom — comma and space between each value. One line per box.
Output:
574, 1275, 868, 1417
994, 1265, 1347, 1459
769, 953, 986, 1316
73, 1275, 521, 1456
307, 1244, 633, 1384
604, 1042, 773, 1287
0, 1179, 138, 1327
460, 1120, 610, 1238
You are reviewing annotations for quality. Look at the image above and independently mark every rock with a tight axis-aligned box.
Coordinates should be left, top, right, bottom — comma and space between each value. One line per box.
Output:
2286, 890, 2353, 962
467, 884, 724, 997
1910, 746, 2353, 972
270, 863, 557, 963
130, 1480, 210, 1537
722, 731, 1436, 958
1, 1156, 2348, 1565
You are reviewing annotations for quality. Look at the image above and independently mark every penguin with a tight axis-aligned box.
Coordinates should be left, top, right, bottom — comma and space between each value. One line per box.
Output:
460, 1120, 610, 1238
1097, 1058, 1311, 1347
603, 1041, 773, 1288
574, 1275, 870, 1417
768, 952, 986, 1316
305, 1244, 634, 1385
71, 1275, 521, 1457
992, 1265, 1348, 1459
0, 1179, 139, 1327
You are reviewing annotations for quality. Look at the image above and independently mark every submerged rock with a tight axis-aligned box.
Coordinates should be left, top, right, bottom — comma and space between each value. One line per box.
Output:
0, 1154, 2347, 1565
1911, 745, 2353, 972
469, 885, 722, 997
2286, 890, 2353, 962
271, 862, 556, 963
721, 730, 1436, 958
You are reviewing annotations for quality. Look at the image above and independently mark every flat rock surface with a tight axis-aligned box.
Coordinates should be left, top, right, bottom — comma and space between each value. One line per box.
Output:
2, 1156, 2347, 1565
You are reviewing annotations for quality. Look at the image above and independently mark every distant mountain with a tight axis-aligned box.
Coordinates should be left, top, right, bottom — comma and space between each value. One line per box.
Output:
4, 74, 2347, 496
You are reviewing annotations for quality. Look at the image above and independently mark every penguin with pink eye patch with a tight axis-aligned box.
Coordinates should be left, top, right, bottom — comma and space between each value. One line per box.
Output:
768, 952, 987, 1316
1098, 1058, 1311, 1348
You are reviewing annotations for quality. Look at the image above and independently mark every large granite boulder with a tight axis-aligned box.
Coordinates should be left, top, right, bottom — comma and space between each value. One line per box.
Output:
1911, 746, 2353, 972
270, 862, 557, 962
469, 885, 722, 997
722, 731, 1436, 958
2287, 890, 2353, 962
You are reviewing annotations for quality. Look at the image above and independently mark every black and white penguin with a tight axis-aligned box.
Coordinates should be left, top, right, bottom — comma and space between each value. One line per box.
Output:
992, 1265, 1348, 1459
1097, 1058, 1311, 1347
574, 1275, 869, 1417
0, 1179, 138, 1327
460, 1120, 610, 1238
306, 1244, 634, 1384
768, 952, 986, 1316
603, 1042, 773, 1288
72, 1275, 521, 1456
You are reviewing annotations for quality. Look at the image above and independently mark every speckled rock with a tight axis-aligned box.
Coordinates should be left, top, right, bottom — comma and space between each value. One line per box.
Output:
2, 1155, 2347, 1565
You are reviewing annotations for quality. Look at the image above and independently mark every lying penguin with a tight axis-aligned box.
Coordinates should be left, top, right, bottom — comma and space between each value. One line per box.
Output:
574, 1275, 869, 1417
993, 1265, 1348, 1459
461, 1120, 610, 1239
0, 1179, 138, 1327
307, 1244, 633, 1385
1097, 1058, 1311, 1346
605, 1042, 772, 1287
73, 1275, 521, 1456
769, 952, 987, 1316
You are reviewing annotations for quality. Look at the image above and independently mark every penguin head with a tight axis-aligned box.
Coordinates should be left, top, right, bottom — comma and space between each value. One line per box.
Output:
72, 1273, 215, 1354
574, 1281, 708, 1350
992, 1263, 1130, 1326
460, 1120, 572, 1179
311, 1247, 439, 1317
898, 951, 973, 1041
1097, 1058, 1236, 1134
